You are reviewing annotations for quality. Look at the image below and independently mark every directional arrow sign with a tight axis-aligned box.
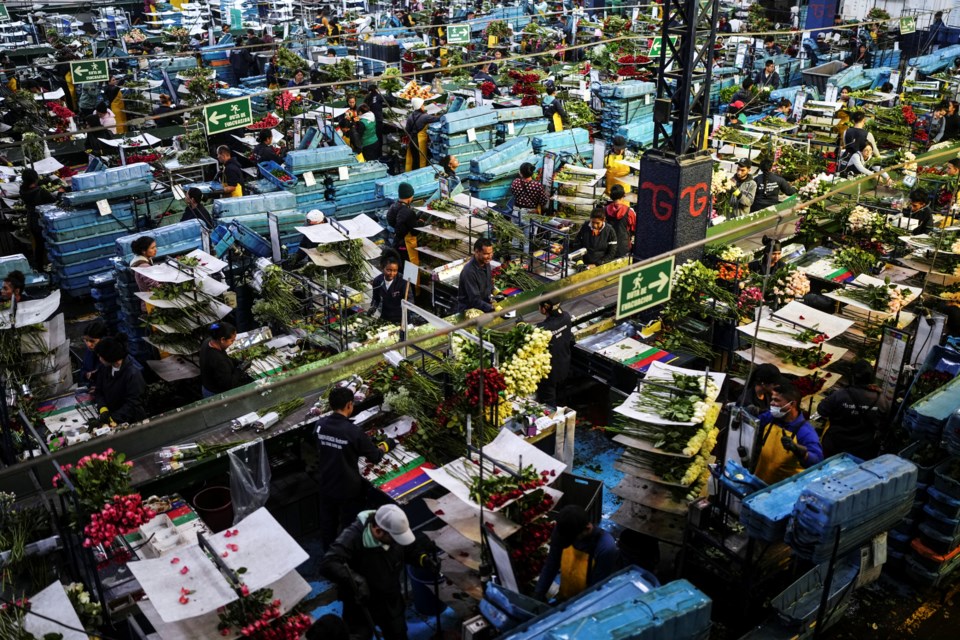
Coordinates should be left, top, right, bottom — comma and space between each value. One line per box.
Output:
648, 35, 680, 59
447, 23, 471, 45
616, 256, 675, 320
70, 60, 110, 85
203, 96, 254, 135
899, 16, 916, 35
0, 4, 10, 22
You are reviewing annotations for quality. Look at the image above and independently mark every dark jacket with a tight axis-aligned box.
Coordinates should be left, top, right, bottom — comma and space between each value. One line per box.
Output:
199, 340, 252, 395
252, 142, 284, 165
572, 222, 618, 266
94, 358, 147, 424
943, 113, 960, 141
754, 69, 781, 90
371, 274, 411, 324
152, 105, 183, 128
456, 258, 494, 313
904, 204, 933, 236
222, 157, 244, 191
534, 526, 620, 599
229, 48, 255, 78
313, 412, 384, 499
21, 184, 56, 234
604, 201, 635, 258
182, 202, 215, 229
818, 385, 888, 460
389, 202, 422, 252
404, 109, 440, 137
538, 308, 573, 379
841, 126, 868, 157
751, 171, 797, 211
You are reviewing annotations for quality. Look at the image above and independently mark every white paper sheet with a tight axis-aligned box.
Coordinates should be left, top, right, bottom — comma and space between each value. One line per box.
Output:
183, 249, 228, 275
132, 263, 193, 284
101, 133, 161, 148
643, 361, 726, 402
295, 224, 347, 244
771, 301, 855, 340
24, 581, 87, 640
424, 430, 567, 512
203, 508, 309, 593
735, 342, 848, 377
32, 157, 64, 175
0, 290, 60, 327
853, 274, 922, 304
738, 307, 839, 349
128, 544, 239, 623
340, 213, 384, 239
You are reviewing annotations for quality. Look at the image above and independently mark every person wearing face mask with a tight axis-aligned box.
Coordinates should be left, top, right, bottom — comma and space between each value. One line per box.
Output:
571, 207, 618, 268
93, 336, 147, 427
369, 252, 411, 324
754, 382, 823, 484
817, 360, 888, 461
199, 322, 252, 398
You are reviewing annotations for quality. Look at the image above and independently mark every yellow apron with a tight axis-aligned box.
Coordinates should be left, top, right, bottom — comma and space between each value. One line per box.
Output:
754, 423, 804, 485
552, 112, 564, 133
605, 153, 631, 195
65, 72, 76, 111
111, 95, 128, 134
404, 129, 430, 171
223, 182, 243, 198
558, 546, 590, 601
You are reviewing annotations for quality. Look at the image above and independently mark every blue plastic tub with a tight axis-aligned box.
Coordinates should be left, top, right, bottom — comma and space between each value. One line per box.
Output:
258, 161, 298, 189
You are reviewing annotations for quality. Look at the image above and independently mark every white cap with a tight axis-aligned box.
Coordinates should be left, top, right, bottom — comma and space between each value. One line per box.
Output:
410, 97, 424, 111
374, 504, 415, 546
306, 210, 325, 224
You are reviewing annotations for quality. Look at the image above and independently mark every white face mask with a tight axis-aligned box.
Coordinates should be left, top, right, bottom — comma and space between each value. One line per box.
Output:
769, 402, 791, 418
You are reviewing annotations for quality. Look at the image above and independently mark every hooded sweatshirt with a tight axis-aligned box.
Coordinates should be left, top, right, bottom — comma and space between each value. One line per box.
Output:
604, 201, 636, 258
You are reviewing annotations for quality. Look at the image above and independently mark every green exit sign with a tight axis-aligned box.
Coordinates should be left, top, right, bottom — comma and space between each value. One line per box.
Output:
899, 17, 916, 35
204, 96, 254, 134
616, 256, 675, 319
70, 59, 110, 84
447, 23, 470, 45
0, 4, 10, 22
649, 36, 680, 59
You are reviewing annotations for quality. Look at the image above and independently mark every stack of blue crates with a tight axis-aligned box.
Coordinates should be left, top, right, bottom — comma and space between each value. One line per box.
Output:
908, 44, 960, 75
285, 146, 359, 175
945, 410, 960, 456
740, 454, 861, 542
531, 128, 593, 162
113, 221, 204, 361
889, 441, 947, 570
428, 105, 501, 169
598, 81, 657, 144
41, 200, 137, 297
785, 455, 918, 563
376, 167, 439, 201
211, 192, 304, 250
63, 163, 153, 207
506, 571, 710, 640
916, 460, 960, 556
903, 375, 960, 441
88, 271, 120, 330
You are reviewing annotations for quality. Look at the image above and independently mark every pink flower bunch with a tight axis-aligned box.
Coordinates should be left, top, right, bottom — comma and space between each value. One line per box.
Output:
239, 612, 312, 639
76, 448, 123, 469
274, 91, 300, 110
83, 493, 155, 548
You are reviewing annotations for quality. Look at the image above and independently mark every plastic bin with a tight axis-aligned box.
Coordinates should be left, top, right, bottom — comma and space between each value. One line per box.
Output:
899, 441, 948, 484
922, 503, 960, 539
934, 459, 960, 500
927, 485, 960, 520
801, 60, 847, 94
258, 161, 297, 189
550, 472, 603, 526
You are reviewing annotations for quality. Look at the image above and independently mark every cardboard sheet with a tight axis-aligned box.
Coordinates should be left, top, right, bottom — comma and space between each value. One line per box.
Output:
340, 213, 384, 239
147, 357, 201, 381
183, 249, 228, 275
426, 526, 483, 571
735, 342, 848, 377
424, 493, 521, 543
24, 581, 87, 640
295, 224, 348, 245
0, 290, 61, 327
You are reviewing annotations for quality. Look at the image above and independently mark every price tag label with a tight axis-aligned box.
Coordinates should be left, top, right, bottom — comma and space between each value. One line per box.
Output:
304, 171, 316, 187
338, 167, 349, 181
467, 128, 477, 142
96, 199, 111, 216
507, 122, 515, 135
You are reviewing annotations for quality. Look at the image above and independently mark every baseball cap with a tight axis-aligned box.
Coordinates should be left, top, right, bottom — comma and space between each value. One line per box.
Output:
306, 210, 325, 224
375, 504, 415, 546
736, 158, 752, 168
612, 135, 627, 149
410, 97, 424, 110
730, 100, 746, 109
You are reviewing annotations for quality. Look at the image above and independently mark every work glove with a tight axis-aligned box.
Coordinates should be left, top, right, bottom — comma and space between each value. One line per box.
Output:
780, 435, 797, 453
732, 189, 741, 197
419, 552, 441, 574
98, 407, 113, 425
349, 574, 371, 604
377, 436, 397, 453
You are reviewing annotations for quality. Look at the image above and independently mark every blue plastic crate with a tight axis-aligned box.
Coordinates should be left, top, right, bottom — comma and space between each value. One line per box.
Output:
258, 161, 298, 189
928, 485, 960, 520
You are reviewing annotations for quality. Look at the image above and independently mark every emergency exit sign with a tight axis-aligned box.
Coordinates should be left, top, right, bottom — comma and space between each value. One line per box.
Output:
616, 256, 675, 319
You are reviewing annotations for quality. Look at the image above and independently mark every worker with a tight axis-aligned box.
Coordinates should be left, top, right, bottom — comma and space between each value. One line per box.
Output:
536, 299, 573, 407
19, 168, 57, 269
152, 94, 182, 128
217, 145, 244, 197
1, 270, 29, 304
773, 99, 794, 122
93, 336, 147, 427
130, 236, 161, 312
818, 360, 888, 461
509, 162, 549, 220
604, 135, 632, 196
754, 59, 780, 91
182, 187, 215, 229
287, 69, 308, 89
571, 207, 618, 268
85, 113, 113, 157
731, 78, 755, 106
604, 184, 636, 258
902, 189, 933, 235
456, 238, 497, 314
404, 97, 441, 171
763, 36, 782, 56
729, 159, 757, 218
319, 504, 437, 640
252, 130, 285, 165
533, 505, 619, 602
388, 182, 424, 266
751, 158, 797, 212
754, 382, 823, 485
313, 386, 393, 548
357, 104, 380, 161
80, 320, 109, 384
103, 77, 126, 134
199, 322, 253, 398
369, 251, 412, 324
740, 363, 782, 413
96, 101, 117, 135
363, 82, 386, 139
542, 83, 568, 132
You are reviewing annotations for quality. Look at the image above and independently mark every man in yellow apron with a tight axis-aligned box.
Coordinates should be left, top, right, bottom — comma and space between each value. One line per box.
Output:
605, 135, 632, 196
404, 97, 441, 171
533, 506, 620, 601
754, 383, 824, 485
